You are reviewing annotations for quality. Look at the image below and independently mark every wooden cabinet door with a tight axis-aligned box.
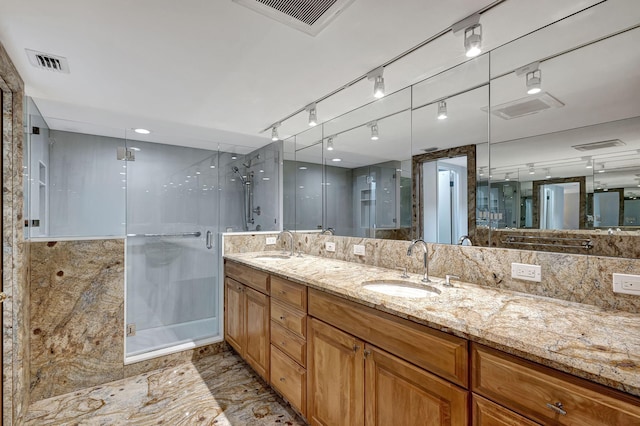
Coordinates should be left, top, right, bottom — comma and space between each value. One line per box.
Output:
224, 278, 244, 354
472, 394, 539, 426
244, 286, 270, 380
307, 318, 364, 426
364, 344, 468, 426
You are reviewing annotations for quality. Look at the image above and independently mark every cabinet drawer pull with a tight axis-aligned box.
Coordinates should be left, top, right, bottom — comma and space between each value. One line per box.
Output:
363, 349, 371, 357
279, 377, 286, 382
546, 402, 567, 416
279, 290, 286, 295
280, 341, 286, 346
279, 315, 286, 320
353, 344, 360, 352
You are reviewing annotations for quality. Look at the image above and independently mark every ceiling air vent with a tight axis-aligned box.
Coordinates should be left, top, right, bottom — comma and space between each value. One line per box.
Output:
572, 139, 625, 152
26, 49, 70, 73
233, 0, 355, 36
484, 92, 564, 120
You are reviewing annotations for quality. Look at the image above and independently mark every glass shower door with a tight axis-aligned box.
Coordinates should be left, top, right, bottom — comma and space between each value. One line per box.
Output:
125, 140, 220, 359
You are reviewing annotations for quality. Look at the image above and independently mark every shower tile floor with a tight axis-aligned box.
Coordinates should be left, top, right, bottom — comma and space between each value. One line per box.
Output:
25, 350, 306, 425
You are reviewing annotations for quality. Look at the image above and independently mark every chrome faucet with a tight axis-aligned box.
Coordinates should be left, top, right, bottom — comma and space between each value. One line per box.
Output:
320, 227, 335, 235
458, 235, 473, 246
277, 230, 295, 256
407, 239, 430, 283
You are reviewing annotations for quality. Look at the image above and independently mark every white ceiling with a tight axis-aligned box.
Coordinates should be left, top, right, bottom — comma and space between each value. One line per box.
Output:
0, 0, 502, 152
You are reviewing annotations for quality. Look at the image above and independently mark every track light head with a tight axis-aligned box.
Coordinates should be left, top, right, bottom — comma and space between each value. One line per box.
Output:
306, 103, 318, 127
327, 137, 334, 151
271, 124, 280, 141
464, 24, 482, 58
526, 69, 542, 94
369, 122, 379, 141
437, 100, 448, 120
367, 67, 385, 99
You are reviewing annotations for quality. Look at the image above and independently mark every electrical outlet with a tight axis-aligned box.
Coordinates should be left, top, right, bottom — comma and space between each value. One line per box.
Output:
613, 273, 640, 295
265, 236, 277, 245
325, 242, 336, 252
511, 262, 541, 282
353, 244, 365, 256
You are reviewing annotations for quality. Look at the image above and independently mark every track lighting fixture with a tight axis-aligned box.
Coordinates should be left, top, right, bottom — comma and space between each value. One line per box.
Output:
437, 101, 448, 120
306, 103, 318, 127
516, 62, 542, 95
370, 122, 379, 140
598, 164, 606, 173
367, 67, 385, 98
584, 156, 593, 169
505, 173, 511, 182
327, 137, 334, 151
544, 168, 552, 179
271, 124, 280, 141
526, 70, 542, 95
527, 163, 535, 175
452, 14, 482, 58
478, 167, 485, 177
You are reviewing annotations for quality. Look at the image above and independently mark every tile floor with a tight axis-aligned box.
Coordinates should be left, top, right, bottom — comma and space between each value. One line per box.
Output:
25, 350, 306, 425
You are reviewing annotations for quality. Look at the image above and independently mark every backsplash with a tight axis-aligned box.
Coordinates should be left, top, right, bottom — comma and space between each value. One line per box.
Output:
223, 232, 640, 313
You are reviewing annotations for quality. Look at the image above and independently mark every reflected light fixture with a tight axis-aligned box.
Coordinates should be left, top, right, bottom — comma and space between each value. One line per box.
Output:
370, 122, 379, 140
367, 66, 385, 98
306, 103, 318, 127
478, 167, 485, 177
271, 125, 280, 141
505, 173, 511, 181
134, 128, 150, 134
527, 164, 535, 175
526, 69, 542, 95
598, 164, 606, 173
544, 168, 552, 179
584, 156, 593, 169
437, 101, 448, 120
327, 137, 334, 151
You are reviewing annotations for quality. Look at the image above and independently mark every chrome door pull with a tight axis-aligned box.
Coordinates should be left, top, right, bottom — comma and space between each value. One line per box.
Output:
206, 231, 213, 249
546, 402, 567, 416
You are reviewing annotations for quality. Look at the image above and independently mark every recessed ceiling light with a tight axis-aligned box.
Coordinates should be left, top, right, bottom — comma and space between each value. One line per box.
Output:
332, 158, 342, 162
134, 128, 150, 134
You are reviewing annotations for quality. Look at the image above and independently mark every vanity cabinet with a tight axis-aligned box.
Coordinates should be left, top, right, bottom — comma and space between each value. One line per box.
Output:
471, 343, 640, 426
307, 288, 469, 426
224, 261, 270, 381
269, 276, 309, 417
472, 395, 539, 426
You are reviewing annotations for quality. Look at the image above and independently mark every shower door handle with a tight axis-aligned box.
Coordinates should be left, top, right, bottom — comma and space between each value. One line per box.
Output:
205, 231, 213, 250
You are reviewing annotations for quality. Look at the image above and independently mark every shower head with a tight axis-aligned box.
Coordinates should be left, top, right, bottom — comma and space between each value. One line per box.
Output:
232, 166, 247, 184
232, 166, 240, 173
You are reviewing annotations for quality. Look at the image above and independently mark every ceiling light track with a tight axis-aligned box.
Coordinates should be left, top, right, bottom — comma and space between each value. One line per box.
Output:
261, 0, 506, 133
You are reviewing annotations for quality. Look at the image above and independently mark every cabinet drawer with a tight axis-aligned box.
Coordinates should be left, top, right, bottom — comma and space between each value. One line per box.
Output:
271, 321, 306, 367
225, 261, 269, 294
271, 299, 306, 338
472, 344, 640, 426
271, 345, 306, 417
271, 275, 307, 311
308, 288, 468, 387
472, 394, 539, 426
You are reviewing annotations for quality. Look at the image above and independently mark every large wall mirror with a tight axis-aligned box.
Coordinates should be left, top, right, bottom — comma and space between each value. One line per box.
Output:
487, 0, 640, 256
282, 0, 640, 257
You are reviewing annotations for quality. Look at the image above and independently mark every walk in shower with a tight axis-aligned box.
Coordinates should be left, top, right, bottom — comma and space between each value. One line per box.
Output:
125, 141, 221, 360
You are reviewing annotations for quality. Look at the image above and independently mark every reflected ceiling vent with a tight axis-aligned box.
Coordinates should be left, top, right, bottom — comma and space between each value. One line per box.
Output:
484, 92, 564, 120
572, 139, 625, 152
233, 0, 355, 36
26, 49, 70, 73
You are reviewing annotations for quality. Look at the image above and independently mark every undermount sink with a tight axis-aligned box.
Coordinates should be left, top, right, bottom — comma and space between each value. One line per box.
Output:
361, 280, 440, 298
253, 254, 291, 260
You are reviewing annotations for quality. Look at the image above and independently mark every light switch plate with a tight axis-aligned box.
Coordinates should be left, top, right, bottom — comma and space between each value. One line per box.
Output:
325, 242, 336, 252
265, 237, 277, 245
613, 273, 640, 295
511, 262, 541, 282
353, 244, 365, 256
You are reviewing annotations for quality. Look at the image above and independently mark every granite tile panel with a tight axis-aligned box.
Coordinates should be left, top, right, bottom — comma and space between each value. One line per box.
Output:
224, 251, 640, 398
25, 350, 304, 425
29, 239, 125, 401
1, 42, 27, 426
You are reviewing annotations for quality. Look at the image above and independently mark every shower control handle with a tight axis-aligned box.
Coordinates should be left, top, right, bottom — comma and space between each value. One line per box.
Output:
205, 231, 213, 250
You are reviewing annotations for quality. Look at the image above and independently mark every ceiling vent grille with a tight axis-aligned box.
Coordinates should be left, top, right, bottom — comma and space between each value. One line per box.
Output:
233, 0, 355, 36
26, 49, 70, 73
484, 92, 564, 120
572, 139, 625, 152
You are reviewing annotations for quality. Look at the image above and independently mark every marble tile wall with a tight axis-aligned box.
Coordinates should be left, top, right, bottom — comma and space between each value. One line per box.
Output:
1, 40, 28, 426
29, 239, 230, 401
223, 232, 640, 313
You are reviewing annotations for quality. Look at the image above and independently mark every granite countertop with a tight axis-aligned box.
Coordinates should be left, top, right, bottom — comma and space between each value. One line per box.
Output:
224, 251, 640, 398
